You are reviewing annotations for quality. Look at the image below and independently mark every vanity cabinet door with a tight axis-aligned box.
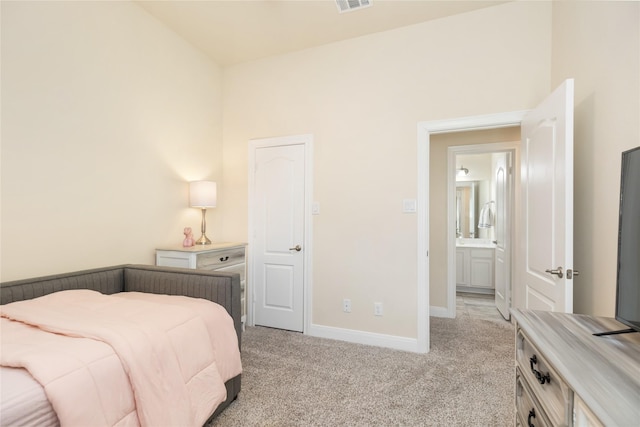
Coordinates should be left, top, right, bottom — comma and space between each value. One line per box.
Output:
470, 248, 494, 289
456, 248, 470, 286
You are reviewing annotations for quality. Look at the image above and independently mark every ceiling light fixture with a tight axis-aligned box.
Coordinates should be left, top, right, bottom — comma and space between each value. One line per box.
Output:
336, 0, 372, 14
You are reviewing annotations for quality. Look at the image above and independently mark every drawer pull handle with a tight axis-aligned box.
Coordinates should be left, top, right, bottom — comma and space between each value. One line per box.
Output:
528, 408, 536, 427
219, 256, 229, 262
529, 355, 551, 385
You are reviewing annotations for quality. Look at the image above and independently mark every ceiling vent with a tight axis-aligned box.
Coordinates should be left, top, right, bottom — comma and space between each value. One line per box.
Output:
336, 0, 372, 14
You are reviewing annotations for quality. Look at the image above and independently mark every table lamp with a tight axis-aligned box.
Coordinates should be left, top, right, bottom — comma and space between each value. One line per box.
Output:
189, 181, 217, 245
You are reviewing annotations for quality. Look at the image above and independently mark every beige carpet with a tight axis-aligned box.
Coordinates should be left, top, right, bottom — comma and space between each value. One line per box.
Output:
211, 315, 514, 426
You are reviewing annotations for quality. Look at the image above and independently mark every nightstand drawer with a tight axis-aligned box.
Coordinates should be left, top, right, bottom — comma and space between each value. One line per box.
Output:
516, 330, 572, 426
214, 262, 246, 283
516, 369, 551, 427
196, 248, 245, 269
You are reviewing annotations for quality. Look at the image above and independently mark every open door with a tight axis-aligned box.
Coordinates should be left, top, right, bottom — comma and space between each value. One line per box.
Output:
518, 79, 575, 313
494, 152, 512, 320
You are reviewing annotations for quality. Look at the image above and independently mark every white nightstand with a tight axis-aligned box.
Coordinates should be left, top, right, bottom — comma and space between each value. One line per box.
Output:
156, 242, 247, 328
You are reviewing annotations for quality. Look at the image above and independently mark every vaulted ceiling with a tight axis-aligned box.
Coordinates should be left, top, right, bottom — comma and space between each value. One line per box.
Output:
136, 0, 507, 66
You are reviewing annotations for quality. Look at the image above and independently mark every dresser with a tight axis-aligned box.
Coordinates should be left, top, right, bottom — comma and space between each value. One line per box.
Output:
156, 243, 247, 328
512, 310, 640, 426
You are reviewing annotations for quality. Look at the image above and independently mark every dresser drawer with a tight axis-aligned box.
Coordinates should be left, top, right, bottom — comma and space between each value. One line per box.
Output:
573, 394, 603, 427
196, 248, 245, 269
516, 369, 551, 427
516, 330, 572, 426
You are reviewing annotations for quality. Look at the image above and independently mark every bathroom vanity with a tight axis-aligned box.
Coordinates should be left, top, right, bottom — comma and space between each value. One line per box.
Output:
456, 239, 495, 293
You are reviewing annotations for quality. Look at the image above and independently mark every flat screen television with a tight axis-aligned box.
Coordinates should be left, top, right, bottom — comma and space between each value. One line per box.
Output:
595, 146, 640, 336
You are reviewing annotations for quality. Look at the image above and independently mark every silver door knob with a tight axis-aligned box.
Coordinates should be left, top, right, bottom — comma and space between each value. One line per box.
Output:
545, 267, 564, 278
289, 245, 302, 252
567, 269, 579, 279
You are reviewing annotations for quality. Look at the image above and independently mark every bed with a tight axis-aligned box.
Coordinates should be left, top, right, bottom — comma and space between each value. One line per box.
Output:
0, 264, 243, 426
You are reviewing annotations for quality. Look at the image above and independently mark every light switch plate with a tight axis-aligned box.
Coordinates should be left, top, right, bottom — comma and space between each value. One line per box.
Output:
312, 202, 320, 215
403, 199, 417, 213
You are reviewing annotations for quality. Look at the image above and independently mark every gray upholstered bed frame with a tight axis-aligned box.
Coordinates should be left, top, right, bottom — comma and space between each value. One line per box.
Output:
0, 264, 242, 424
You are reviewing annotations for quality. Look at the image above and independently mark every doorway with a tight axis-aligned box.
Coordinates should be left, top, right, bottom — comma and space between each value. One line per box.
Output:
417, 112, 526, 354
450, 146, 518, 321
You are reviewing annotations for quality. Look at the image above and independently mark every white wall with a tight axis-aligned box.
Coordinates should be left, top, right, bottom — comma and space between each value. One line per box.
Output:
1, 1, 224, 280
551, 1, 640, 316
4, 0, 633, 339
221, 1, 552, 338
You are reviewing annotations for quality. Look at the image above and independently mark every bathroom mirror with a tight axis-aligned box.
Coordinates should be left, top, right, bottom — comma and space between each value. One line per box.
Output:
456, 181, 479, 238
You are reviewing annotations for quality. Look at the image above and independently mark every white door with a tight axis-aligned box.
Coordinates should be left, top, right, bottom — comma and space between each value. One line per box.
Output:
519, 79, 575, 312
494, 152, 512, 320
252, 142, 305, 331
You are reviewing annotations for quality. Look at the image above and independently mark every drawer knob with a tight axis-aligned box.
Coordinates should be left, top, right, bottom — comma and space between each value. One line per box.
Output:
219, 256, 229, 262
529, 355, 551, 385
528, 408, 536, 427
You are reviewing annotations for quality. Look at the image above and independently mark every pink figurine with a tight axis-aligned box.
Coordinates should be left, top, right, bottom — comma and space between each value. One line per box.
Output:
182, 227, 195, 247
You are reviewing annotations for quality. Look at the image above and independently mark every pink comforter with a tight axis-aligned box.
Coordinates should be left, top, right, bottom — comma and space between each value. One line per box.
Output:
0, 290, 242, 427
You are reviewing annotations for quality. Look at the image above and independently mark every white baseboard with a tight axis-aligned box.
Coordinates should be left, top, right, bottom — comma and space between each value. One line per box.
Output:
304, 305, 457, 352
306, 323, 420, 353
430, 305, 455, 318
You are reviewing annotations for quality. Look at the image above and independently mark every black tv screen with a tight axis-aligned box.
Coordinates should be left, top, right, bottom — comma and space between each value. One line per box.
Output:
616, 146, 640, 332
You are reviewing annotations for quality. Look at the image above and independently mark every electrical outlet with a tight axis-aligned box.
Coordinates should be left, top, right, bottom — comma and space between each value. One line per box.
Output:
374, 302, 383, 316
343, 298, 351, 313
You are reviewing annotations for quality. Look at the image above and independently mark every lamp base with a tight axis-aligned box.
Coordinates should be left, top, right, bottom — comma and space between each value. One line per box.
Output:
195, 234, 211, 245
195, 207, 212, 245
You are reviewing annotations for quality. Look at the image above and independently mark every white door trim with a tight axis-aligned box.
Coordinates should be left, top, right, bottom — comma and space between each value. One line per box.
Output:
247, 134, 314, 332
417, 111, 527, 351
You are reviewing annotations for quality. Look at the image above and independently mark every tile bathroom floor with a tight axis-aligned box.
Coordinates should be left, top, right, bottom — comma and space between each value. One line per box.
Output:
456, 292, 509, 323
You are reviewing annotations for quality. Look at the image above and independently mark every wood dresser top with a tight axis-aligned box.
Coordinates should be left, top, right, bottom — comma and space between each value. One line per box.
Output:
512, 309, 640, 427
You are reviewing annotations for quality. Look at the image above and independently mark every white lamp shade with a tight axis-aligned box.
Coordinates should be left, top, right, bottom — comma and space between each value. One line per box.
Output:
189, 181, 217, 208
